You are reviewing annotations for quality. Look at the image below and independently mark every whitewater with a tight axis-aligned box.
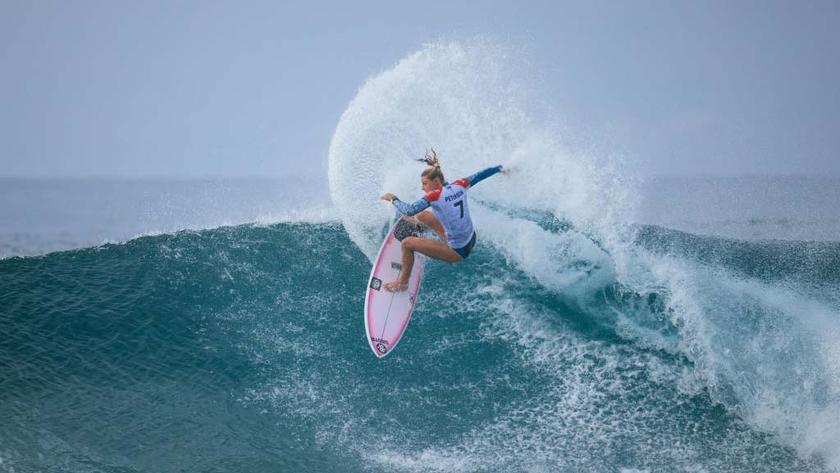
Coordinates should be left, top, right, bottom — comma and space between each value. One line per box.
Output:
1, 41, 839, 472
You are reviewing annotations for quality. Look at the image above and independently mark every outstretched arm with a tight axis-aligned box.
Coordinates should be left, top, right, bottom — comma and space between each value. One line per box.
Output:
459, 165, 504, 188
381, 193, 431, 216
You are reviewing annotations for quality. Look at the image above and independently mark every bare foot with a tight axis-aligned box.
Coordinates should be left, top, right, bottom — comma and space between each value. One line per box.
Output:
384, 280, 409, 292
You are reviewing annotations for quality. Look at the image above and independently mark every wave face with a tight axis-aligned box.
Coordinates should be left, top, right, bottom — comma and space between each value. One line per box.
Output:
1, 223, 837, 472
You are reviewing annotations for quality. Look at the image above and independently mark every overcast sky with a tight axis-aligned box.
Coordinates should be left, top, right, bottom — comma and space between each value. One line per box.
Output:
1, 0, 838, 178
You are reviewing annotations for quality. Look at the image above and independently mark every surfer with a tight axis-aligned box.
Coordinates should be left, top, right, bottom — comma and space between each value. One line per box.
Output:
380, 149, 505, 292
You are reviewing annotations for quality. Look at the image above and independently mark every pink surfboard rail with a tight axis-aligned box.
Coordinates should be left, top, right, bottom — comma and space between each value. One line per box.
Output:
364, 222, 426, 358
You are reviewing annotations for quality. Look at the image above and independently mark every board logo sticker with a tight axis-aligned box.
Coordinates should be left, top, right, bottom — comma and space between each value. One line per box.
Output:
370, 277, 382, 290
372, 337, 389, 354
390, 262, 402, 271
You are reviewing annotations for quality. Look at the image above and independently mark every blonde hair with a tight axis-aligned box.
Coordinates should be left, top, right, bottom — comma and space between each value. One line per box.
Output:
416, 148, 445, 183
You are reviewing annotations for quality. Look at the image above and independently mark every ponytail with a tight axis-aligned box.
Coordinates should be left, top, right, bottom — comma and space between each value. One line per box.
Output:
417, 148, 445, 183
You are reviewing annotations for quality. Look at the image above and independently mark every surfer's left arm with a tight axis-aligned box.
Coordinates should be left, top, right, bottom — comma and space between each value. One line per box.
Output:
456, 165, 504, 188
381, 194, 430, 216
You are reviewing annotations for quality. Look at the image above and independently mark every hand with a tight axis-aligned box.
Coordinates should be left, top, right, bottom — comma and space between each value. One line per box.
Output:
380, 193, 396, 202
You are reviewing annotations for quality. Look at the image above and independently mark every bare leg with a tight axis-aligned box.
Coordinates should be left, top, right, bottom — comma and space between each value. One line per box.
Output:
384, 236, 462, 292
383, 243, 415, 292
415, 210, 446, 241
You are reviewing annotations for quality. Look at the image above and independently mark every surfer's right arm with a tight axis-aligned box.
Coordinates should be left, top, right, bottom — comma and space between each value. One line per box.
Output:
381, 193, 431, 216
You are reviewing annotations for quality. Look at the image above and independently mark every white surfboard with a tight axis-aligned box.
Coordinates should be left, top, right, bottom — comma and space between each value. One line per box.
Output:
364, 221, 426, 358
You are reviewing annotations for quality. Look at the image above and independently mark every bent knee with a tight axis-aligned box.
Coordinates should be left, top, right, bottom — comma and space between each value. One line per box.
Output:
401, 236, 420, 250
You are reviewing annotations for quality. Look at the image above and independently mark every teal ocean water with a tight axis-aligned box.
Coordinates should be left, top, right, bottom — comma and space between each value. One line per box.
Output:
1, 220, 838, 472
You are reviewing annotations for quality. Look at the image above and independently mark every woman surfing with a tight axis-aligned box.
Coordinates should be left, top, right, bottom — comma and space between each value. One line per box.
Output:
380, 149, 506, 292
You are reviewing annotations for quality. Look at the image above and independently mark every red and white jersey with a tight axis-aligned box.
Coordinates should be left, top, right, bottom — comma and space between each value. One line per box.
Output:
425, 178, 474, 248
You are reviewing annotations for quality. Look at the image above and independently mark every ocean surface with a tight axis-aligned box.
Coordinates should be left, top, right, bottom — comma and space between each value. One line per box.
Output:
2, 175, 838, 473
3, 42, 840, 472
